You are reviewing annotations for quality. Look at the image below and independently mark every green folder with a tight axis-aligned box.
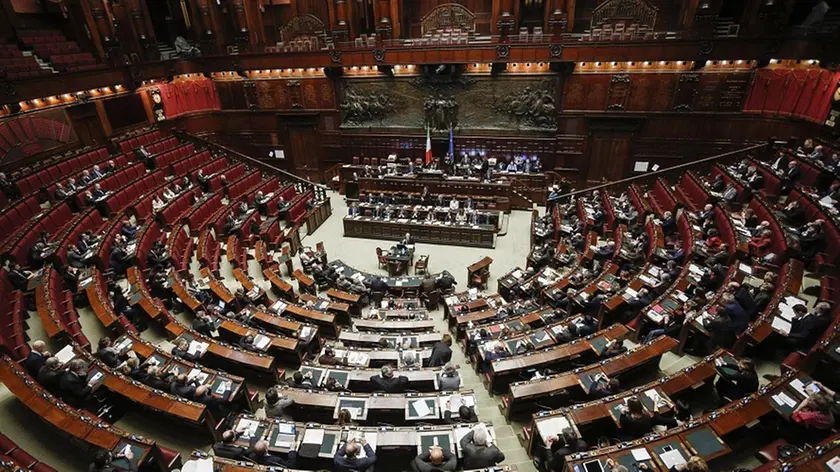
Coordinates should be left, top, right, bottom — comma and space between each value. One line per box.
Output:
319, 432, 337, 455
109, 442, 144, 470
409, 398, 436, 418
684, 427, 726, 458
590, 337, 609, 356
327, 371, 350, 388
420, 433, 451, 452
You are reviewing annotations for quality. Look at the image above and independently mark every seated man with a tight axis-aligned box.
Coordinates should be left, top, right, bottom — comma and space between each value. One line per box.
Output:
247, 440, 296, 467
90, 449, 136, 472
460, 426, 505, 469
411, 445, 456, 472
214, 430, 248, 460
171, 339, 201, 362
334, 437, 377, 472
714, 357, 758, 403
369, 365, 408, 393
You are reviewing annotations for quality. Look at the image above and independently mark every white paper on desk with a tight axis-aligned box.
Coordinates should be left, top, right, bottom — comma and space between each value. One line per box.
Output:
54, 345, 75, 365
826, 456, 840, 472
537, 416, 570, 443
644, 389, 665, 409
302, 428, 325, 446
771, 316, 792, 335
412, 400, 433, 418
632, 448, 652, 461
773, 392, 797, 408
181, 457, 213, 472
253, 334, 271, 350
512, 270, 523, 279
188, 341, 208, 356
675, 291, 689, 302
236, 418, 260, 438
784, 296, 807, 308
778, 304, 796, 321
345, 406, 364, 419
623, 288, 639, 299
790, 379, 808, 398
215, 379, 230, 395
660, 449, 686, 469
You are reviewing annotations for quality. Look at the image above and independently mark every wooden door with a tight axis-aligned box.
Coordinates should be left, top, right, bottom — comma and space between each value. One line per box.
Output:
66, 103, 106, 147
586, 131, 632, 183
284, 116, 321, 182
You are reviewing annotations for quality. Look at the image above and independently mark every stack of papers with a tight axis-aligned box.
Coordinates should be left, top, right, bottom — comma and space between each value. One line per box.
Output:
771, 317, 792, 335
188, 341, 209, 356
253, 334, 271, 350
772, 392, 797, 408
236, 418, 260, 439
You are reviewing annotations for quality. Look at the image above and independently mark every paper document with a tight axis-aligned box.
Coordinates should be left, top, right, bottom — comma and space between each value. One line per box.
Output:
789, 379, 808, 398
536, 416, 570, 444
236, 419, 260, 438
253, 334, 271, 350
771, 317, 792, 335
347, 431, 376, 456
632, 448, 652, 461
412, 400, 433, 418
188, 341, 209, 356
659, 449, 686, 469
54, 345, 75, 365
826, 456, 840, 472
181, 457, 212, 472
303, 428, 325, 445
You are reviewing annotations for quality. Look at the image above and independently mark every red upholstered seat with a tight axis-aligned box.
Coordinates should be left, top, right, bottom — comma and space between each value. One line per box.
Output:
756, 438, 789, 464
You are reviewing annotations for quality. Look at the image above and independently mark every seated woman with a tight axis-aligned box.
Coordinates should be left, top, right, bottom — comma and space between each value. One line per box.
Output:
748, 229, 773, 258
618, 396, 678, 440
788, 393, 835, 445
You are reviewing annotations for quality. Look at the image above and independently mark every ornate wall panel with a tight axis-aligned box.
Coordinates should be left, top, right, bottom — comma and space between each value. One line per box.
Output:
252, 78, 336, 110
339, 76, 560, 132
562, 74, 612, 111
215, 81, 248, 110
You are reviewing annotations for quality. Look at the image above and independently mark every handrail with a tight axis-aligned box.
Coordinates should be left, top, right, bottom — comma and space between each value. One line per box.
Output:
548, 142, 770, 203
177, 131, 328, 190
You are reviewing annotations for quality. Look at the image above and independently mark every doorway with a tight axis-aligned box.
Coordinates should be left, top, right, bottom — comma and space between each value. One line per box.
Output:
283, 116, 322, 182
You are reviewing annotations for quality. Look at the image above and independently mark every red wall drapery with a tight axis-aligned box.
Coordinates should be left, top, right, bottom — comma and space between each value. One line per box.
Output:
157, 78, 221, 118
744, 68, 840, 123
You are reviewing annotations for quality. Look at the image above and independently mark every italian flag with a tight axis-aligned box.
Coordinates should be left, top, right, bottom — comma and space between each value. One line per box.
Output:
425, 126, 432, 165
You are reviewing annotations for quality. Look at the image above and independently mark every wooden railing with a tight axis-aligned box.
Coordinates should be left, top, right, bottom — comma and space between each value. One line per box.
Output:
548, 142, 771, 203
178, 131, 328, 195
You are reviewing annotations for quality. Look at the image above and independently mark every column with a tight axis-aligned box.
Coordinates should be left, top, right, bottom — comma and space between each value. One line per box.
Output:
375, 0, 392, 40
229, 0, 250, 51
495, 0, 515, 40
333, 0, 350, 42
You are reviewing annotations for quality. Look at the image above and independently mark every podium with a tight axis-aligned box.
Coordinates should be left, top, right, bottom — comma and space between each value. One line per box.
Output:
467, 257, 493, 289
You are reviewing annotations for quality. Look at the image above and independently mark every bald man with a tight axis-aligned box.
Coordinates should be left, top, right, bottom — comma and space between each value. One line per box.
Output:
23, 341, 51, 378
246, 439, 296, 466
411, 445, 456, 472
213, 430, 247, 460
334, 437, 376, 472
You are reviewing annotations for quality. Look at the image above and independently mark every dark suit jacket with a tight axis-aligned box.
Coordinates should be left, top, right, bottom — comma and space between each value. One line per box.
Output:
370, 374, 409, 393
213, 442, 248, 460
23, 351, 46, 378
459, 430, 505, 469
427, 342, 452, 367
58, 371, 91, 406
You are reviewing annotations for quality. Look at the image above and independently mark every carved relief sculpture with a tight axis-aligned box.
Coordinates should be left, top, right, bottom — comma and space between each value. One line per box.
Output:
591, 0, 658, 29
492, 85, 557, 130
424, 94, 458, 130
340, 87, 395, 125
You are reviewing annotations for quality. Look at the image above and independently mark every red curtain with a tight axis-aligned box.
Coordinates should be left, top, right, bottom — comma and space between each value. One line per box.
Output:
158, 78, 221, 118
744, 68, 840, 123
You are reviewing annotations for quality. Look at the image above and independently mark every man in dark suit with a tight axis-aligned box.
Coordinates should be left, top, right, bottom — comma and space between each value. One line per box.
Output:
412, 445, 456, 472
213, 430, 248, 460
460, 427, 505, 469
370, 365, 408, 393
786, 302, 832, 351
170, 374, 199, 398
0, 172, 18, 200
7, 263, 31, 292
427, 334, 452, 367
58, 359, 94, 408
37, 357, 62, 394
545, 428, 589, 472
714, 357, 758, 403
783, 200, 806, 227
247, 440, 297, 467
334, 438, 377, 472
171, 339, 201, 362
23, 340, 50, 378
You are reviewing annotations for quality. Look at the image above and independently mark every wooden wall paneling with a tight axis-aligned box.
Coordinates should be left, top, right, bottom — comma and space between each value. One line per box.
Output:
606, 73, 631, 110
216, 80, 248, 109
693, 72, 724, 112
718, 72, 752, 112
672, 72, 700, 111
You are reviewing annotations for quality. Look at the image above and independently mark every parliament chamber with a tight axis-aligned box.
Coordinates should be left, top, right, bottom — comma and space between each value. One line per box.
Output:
1, 0, 840, 471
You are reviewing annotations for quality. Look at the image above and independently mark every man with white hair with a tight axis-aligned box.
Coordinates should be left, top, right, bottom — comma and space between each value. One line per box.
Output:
460, 425, 505, 469
369, 365, 408, 393
23, 340, 51, 378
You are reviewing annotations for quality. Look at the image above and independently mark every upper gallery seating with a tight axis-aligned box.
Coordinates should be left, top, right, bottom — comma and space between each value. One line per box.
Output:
0, 42, 50, 80
18, 30, 104, 74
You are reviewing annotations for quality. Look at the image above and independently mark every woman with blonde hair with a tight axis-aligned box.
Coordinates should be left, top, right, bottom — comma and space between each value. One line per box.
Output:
671, 455, 708, 472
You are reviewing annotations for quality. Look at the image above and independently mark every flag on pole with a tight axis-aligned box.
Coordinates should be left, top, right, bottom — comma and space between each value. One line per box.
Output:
425, 126, 432, 165
448, 124, 455, 162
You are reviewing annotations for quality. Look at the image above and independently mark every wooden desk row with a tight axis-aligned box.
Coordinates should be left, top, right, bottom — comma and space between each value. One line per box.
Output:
329, 259, 453, 297
565, 371, 817, 472
277, 386, 478, 426
205, 414, 509, 471
355, 174, 512, 212
525, 349, 731, 457
486, 324, 631, 393
343, 216, 497, 249
0, 357, 160, 471
504, 335, 679, 420
126, 267, 279, 380
299, 363, 447, 393
338, 329, 441, 348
